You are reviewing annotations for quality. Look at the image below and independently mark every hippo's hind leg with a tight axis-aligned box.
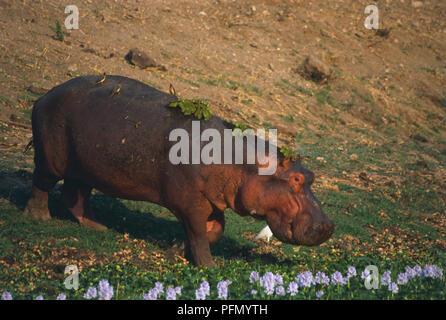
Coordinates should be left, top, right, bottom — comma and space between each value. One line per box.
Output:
25, 168, 60, 220
61, 179, 107, 231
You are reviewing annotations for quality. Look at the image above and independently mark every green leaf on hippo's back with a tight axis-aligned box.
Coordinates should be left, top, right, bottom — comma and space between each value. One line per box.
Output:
280, 146, 299, 161
168, 98, 212, 121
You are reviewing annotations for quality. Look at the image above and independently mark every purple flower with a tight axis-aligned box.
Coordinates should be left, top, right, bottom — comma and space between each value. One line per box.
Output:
397, 273, 408, 285
143, 288, 159, 300
413, 265, 422, 276
275, 286, 286, 296
381, 270, 392, 286
249, 271, 259, 283
144, 282, 166, 300
314, 272, 330, 285
423, 265, 443, 279
195, 287, 207, 300
217, 280, 231, 300
200, 281, 210, 296
195, 281, 210, 300
251, 289, 258, 296
388, 282, 398, 294
98, 280, 114, 300
287, 281, 298, 296
56, 293, 66, 300
434, 267, 443, 279
174, 286, 182, 296
347, 266, 357, 278
316, 290, 324, 298
296, 271, 313, 288
274, 273, 284, 286
154, 282, 164, 294
361, 269, 371, 280
165, 287, 177, 300
405, 266, 416, 280
260, 272, 275, 295
331, 271, 344, 285
84, 286, 97, 299
35, 295, 44, 300
1, 291, 13, 300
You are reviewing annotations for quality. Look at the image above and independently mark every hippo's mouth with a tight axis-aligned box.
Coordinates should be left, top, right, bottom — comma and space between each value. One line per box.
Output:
266, 216, 296, 244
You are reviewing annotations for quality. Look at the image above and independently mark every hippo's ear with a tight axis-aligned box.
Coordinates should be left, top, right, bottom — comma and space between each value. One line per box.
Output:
275, 158, 292, 175
287, 172, 305, 194
282, 158, 292, 169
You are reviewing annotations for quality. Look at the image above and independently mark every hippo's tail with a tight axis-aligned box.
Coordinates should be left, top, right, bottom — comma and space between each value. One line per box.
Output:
23, 138, 33, 154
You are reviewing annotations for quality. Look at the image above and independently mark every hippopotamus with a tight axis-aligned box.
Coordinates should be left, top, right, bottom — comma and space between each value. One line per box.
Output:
25, 75, 334, 267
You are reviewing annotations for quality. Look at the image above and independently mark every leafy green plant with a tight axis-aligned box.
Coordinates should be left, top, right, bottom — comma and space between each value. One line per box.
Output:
168, 99, 212, 121
49, 20, 66, 42
280, 146, 299, 161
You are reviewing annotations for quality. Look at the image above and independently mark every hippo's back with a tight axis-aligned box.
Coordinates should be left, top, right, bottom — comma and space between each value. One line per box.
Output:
31, 75, 179, 201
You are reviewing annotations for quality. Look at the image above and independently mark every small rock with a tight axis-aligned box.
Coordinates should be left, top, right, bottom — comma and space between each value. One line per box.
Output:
411, 133, 428, 143
376, 28, 391, 38
411, 1, 423, 8
301, 55, 332, 83
125, 48, 158, 69
27, 85, 48, 95
67, 64, 77, 73
359, 172, 370, 182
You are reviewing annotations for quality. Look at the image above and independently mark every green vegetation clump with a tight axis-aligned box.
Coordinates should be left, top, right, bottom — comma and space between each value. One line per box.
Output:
224, 120, 253, 136
234, 122, 251, 131
49, 20, 66, 42
280, 146, 299, 161
168, 98, 212, 121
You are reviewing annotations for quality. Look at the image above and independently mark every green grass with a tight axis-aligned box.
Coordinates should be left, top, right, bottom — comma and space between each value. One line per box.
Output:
275, 79, 313, 97
279, 114, 295, 123
197, 76, 264, 97
49, 20, 66, 42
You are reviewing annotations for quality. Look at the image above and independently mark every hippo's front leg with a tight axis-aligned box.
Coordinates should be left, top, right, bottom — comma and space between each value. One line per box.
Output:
169, 193, 216, 267
180, 203, 217, 267
183, 219, 215, 267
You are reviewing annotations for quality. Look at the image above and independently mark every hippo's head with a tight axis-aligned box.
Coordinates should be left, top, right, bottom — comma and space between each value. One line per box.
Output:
241, 158, 334, 246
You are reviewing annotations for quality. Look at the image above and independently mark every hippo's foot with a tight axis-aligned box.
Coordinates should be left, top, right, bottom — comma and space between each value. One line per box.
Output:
184, 240, 216, 268
24, 205, 51, 220
62, 179, 107, 231
25, 186, 51, 220
77, 216, 107, 231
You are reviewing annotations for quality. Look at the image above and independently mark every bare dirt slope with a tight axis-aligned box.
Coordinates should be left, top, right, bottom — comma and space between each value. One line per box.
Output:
0, 0, 445, 181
